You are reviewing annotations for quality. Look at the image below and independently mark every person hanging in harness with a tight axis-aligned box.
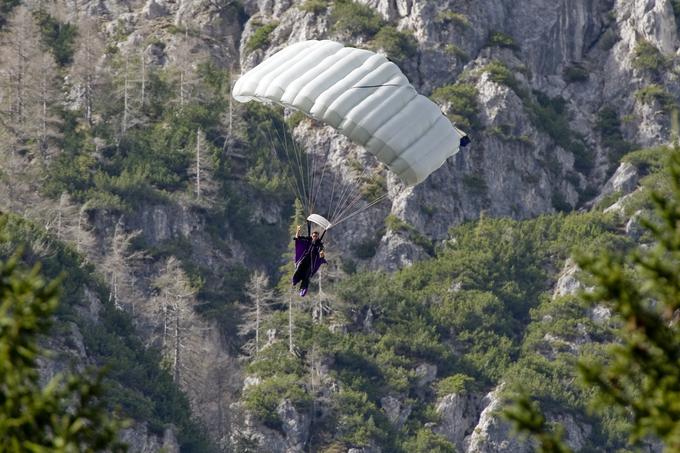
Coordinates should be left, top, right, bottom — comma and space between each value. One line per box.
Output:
292, 224, 326, 297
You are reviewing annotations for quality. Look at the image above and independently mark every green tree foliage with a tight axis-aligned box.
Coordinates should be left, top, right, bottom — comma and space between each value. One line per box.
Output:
0, 0, 20, 29
331, 0, 383, 38
505, 148, 680, 451
0, 242, 125, 450
401, 428, 455, 453
635, 84, 675, 112
632, 40, 668, 77
246, 21, 279, 53
562, 63, 589, 83
372, 25, 417, 63
595, 106, 635, 166
577, 148, 680, 449
486, 31, 519, 50
33, 9, 78, 66
504, 395, 571, 453
431, 82, 480, 131
0, 214, 216, 451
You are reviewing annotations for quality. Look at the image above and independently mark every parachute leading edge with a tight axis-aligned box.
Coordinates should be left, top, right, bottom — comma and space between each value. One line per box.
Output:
232, 39, 470, 187
307, 214, 332, 231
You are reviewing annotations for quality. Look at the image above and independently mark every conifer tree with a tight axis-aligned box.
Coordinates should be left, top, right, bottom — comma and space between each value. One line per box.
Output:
506, 148, 680, 451
0, 245, 125, 451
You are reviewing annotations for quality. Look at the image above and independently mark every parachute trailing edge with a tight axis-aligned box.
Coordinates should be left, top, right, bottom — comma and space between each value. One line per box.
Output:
232, 40, 469, 187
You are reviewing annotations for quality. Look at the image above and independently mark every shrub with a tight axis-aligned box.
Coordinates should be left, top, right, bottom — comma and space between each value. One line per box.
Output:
436, 373, 476, 397
632, 40, 668, 76
243, 374, 312, 430
385, 215, 434, 255
486, 31, 518, 50
331, 0, 383, 38
635, 84, 675, 111
443, 43, 469, 61
246, 21, 279, 52
595, 106, 635, 165
563, 63, 588, 83
299, 0, 329, 14
621, 146, 669, 174
462, 173, 487, 195
431, 83, 480, 131
436, 11, 470, 28
372, 25, 417, 63
481, 61, 523, 96
527, 92, 594, 173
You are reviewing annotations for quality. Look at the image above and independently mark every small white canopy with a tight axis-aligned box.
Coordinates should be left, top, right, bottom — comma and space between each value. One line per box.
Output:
307, 214, 332, 230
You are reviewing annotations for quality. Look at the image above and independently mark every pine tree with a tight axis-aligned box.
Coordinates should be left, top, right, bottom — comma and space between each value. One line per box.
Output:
0, 247, 126, 451
506, 148, 680, 451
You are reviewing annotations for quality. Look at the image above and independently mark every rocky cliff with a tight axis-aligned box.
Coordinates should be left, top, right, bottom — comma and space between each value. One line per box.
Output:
1, 0, 678, 450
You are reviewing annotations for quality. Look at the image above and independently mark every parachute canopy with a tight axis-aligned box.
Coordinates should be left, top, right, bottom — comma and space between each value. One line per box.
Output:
232, 40, 469, 186
307, 214, 332, 231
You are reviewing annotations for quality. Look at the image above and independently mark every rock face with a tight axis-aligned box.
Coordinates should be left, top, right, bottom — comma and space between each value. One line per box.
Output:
590, 161, 640, 208
20, 0, 678, 450
434, 392, 485, 451
465, 386, 531, 453
553, 258, 582, 299
119, 425, 180, 453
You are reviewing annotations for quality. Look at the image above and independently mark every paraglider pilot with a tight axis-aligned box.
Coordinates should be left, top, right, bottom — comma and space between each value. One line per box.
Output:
292, 224, 326, 297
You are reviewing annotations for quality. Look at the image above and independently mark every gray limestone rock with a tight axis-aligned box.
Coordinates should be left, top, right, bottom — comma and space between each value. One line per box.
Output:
380, 395, 412, 428
553, 258, 582, 299
434, 392, 484, 451
466, 386, 531, 453
277, 399, 311, 451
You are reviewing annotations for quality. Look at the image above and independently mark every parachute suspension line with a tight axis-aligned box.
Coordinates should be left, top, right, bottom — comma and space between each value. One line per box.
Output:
326, 164, 341, 224
331, 192, 390, 228
268, 127, 307, 212
333, 190, 368, 225
329, 163, 374, 224
272, 125, 311, 215
283, 127, 311, 211
328, 164, 366, 222
310, 159, 330, 218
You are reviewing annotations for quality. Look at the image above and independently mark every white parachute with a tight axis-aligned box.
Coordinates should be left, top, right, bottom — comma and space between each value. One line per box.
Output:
232, 40, 469, 229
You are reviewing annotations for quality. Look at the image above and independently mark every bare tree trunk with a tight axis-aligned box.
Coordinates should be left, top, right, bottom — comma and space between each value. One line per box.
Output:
122, 55, 129, 135
228, 69, 233, 136
174, 301, 181, 383
140, 51, 146, 107
196, 128, 201, 199
289, 289, 294, 354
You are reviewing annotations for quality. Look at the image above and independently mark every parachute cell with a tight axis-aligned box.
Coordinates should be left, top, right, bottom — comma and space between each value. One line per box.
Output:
232, 40, 469, 186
